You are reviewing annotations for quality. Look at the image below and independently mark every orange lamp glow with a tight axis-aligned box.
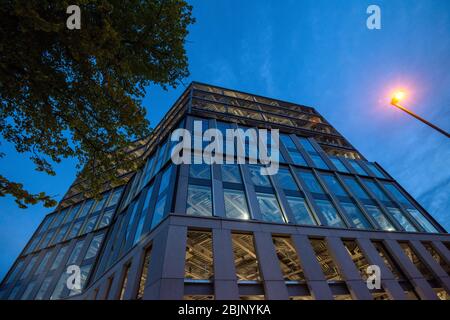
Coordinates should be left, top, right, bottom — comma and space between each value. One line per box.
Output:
391, 91, 406, 104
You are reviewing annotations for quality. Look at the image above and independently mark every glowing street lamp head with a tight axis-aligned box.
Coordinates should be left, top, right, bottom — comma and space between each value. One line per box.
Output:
391, 91, 406, 105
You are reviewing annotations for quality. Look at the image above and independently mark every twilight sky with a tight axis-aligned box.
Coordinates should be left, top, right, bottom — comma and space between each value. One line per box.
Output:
1, 0, 449, 279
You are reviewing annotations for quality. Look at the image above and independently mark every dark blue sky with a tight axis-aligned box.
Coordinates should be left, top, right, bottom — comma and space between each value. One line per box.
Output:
1, 0, 449, 279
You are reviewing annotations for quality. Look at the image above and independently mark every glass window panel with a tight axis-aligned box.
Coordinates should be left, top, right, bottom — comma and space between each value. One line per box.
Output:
78, 200, 94, 218
51, 245, 68, 270
315, 199, 346, 228
349, 160, 367, 175
256, 193, 285, 223
35, 276, 52, 300
248, 165, 271, 187
67, 220, 83, 239
52, 225, 69, 244
151, 195, 168, 228
6, 259, 24, 285
298, 137, 316, 153
52, 208, 69, 228
141, 155, 155, 186
288, 150, 308, 166
20, 281, 36, 300
386, 207, 417, 232
221, 164, 242, 183
274, 168, 298, 191
67, 240, 84, 265
91, 196, 107, 214
364, 205, 396, 231
98, 207, 115, 229
124, 201, 140, 244
68, 264, 91, 297
224, 189, 250, 220
406, 209, 438, 233
186, 185, 212, 217
231, 234, 261, 281
159, 166, 173, 192
50, 272, 69, 300
185, 231, 214, 280
83, 215, 99, 234
7, 285, 23, 300
330, 157, 349, 173
35, 250, 53, 275
37, 215, 56, 235
365, 163, 385, 178
273, 236, 305, 281
340, 202, 372, 229
280, 134, 297, 150
20, 255, 38, 280
107, 188, 123, 207
286, 196, 316, 225
309, 239, 343, 280
363, 180, 390, 202
310, 154, 329, 169
189, 163, 211, 180
85, 234, 104, 260
133, 186, 154, 245
343, 177, 371, 200
382, 183, 412, 206
298, 171, 325, 194
26, 235, 43, 254
65, 204, 81, 223
40, 230, 55, 249
321, 174, 348, 197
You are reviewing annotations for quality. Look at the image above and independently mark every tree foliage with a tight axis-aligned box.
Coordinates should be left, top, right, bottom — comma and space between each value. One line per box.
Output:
0, 0, 194, 208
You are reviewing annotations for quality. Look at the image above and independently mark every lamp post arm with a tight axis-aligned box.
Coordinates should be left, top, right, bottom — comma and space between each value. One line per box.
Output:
391, 102, 450, 138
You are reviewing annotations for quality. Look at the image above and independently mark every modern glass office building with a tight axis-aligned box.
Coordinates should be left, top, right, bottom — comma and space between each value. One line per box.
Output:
1, 82, 449, 300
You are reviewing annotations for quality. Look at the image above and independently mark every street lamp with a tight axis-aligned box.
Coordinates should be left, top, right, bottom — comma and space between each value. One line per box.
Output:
390, 91, 449, 138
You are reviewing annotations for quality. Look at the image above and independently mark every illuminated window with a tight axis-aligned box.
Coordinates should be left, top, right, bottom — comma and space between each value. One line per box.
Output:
231, 234, 261, 281
184, 295, 214, 300
119, 264, 131, 300
185, 231, 213, 280
422, 242, 449, 276
372, 241, 405, 280
309, 239, 342, 281
342, 240, 371, 281
273, 236, 305, 281
136, 247, 152, 299
399, 242, 434, 279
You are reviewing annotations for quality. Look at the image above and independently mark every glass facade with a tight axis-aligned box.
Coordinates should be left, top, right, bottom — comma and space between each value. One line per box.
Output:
1, 82, 446, 301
